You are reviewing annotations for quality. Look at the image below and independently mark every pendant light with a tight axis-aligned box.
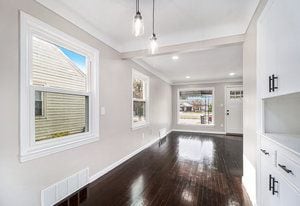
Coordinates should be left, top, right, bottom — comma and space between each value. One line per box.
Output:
149, 0, 158, 54
133, 0, 144, 37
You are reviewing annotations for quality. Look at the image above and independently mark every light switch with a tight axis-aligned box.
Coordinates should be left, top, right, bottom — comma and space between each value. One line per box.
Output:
101, 107, 106, 115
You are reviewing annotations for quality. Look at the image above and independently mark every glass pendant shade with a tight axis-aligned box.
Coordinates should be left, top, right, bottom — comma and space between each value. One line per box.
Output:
132, 11, 144, 37
149, 34, 158, 54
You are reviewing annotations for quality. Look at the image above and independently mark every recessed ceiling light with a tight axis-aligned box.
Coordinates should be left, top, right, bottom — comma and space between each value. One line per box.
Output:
185, 76, 191, 79
172, 55, 179, 60
229, 72, 236, 76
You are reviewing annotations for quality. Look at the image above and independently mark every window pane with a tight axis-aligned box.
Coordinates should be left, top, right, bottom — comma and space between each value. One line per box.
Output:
178, 90, 213, 125
133, 79, 144, 99
133, 101, 146, 123
32, 36, 88, 92
35, 91, 43, 116
35, 91, 89, 142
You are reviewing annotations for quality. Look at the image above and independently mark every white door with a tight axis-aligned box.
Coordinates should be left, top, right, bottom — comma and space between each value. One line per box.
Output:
225, 86, 243, 134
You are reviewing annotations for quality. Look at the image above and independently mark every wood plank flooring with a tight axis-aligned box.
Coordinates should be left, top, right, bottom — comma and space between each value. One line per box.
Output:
74, 132, 251, 206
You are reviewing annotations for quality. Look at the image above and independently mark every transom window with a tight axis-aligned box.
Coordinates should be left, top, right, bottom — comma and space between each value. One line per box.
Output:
178, 88, 214, 125
20, 12, 99, 161
132, 69, 149, 129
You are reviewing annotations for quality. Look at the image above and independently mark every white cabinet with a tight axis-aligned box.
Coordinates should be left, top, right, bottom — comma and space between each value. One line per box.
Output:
259, 135, 300, 206
258, 0, 300, 98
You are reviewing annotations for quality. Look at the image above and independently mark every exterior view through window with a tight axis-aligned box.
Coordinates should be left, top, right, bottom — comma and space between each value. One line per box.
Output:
32, 36, 89, 141
178, 89, 214, 125
132, 70, 149, 128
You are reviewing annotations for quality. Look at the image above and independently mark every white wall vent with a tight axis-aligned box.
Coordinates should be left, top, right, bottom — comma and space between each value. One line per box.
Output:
41, 168, 89, 206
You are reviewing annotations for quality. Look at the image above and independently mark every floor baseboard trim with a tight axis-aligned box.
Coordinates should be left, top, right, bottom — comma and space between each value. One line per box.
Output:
89, 130, 172, 183
242, 155, 257, 206
171, 129, 226, 135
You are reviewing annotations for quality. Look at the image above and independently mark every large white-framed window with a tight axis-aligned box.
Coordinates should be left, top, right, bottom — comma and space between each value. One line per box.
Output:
20, 12, 99, 162
177, 88, 215, 126
132, 69, 149, 129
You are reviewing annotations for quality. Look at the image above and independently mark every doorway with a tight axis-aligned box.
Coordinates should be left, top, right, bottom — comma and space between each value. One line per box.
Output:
225, 86, 243, 134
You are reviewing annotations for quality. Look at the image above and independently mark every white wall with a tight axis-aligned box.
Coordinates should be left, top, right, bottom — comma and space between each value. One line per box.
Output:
242, 0, 268, 205
0, 0, 172, 205
172, 82, 242, 133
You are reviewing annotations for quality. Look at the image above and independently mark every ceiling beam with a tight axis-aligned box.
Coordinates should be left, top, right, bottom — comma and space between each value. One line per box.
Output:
121, 34, 245, 59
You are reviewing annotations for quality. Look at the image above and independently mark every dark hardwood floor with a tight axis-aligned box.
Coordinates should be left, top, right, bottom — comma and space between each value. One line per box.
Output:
74, 132, 250, 206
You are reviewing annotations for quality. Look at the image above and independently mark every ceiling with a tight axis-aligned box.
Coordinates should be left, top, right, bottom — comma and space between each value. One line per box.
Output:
36, 0, 259, 52
140, 44, 243, 84
36, 0, 258, 83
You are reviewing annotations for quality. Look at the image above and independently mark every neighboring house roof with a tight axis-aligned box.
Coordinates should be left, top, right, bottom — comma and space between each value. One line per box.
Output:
32, 36, 87, 91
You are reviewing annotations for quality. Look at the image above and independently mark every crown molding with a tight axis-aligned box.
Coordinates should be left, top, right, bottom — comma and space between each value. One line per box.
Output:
35, 0, 123, 52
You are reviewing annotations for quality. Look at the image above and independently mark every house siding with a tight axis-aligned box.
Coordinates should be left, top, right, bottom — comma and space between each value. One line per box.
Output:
32, 37, 88, 141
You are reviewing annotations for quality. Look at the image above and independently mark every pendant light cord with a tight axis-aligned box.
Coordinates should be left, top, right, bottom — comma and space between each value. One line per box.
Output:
136, 0, 139, 13
152, 0, 155, 35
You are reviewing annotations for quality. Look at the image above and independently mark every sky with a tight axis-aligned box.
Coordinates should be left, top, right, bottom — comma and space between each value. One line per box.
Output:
59, 46, 87, 73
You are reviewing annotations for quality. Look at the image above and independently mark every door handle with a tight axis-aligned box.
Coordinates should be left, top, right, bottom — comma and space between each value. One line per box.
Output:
272, 177, 279, 195
272, 74, 278, 92
269, 76, 272, 92
269, 174, 272, 191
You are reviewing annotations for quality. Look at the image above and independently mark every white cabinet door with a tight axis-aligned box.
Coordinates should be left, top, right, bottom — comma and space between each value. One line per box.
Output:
275, 0, 300, 96
257, 1, 278, 99
258, 0, 300, 98
278, 173, 300, 206
260, 160, 280, 206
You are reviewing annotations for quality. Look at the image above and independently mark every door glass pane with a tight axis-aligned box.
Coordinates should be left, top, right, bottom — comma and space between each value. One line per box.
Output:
35, 91, 89, 142
32, 36, 88, 92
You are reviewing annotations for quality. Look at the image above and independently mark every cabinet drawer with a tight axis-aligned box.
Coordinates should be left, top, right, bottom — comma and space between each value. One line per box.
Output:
260, 136, 277, 167
277, 153, 300, 191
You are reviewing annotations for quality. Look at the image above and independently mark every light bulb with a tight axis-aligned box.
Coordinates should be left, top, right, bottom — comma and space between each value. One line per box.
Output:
133, 12, 144, 37
149, 34, 158, 54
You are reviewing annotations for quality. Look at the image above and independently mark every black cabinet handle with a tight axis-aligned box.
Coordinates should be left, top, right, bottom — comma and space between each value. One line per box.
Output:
260, 149, 270, 155
269, 174, 272, 191
278, 164, 293, 175
272, 74, 278, 91
269, 76, 272, 92
272, 177, 279, 195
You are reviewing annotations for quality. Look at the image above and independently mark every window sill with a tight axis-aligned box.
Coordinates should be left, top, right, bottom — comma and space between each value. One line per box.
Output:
20, 134, 99, 162
132, 122, 149, 130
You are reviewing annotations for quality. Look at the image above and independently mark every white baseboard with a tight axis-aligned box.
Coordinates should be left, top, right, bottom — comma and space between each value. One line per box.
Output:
242, 155, 257, 206
171, 129, 225, 135
89, 130, 172, 183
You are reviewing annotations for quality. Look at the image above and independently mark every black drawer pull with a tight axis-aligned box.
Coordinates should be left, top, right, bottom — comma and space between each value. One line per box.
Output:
260, 149, 270, 155
278, 164, 293, 175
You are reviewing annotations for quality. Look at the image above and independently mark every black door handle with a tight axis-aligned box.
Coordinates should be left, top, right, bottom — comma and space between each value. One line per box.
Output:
272, 74, 278, 91
272, 177, 279, 195
269, 76, 272, 92
269, 174, 272, 191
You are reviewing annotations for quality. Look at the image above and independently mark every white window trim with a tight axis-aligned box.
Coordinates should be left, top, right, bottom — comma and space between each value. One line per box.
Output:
20, 12, 100, 162
177, 87, 215, 126
131, 69, 150, 130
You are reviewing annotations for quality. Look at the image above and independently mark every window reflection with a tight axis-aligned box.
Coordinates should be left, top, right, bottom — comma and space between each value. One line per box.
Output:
178, 137, 214, 163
